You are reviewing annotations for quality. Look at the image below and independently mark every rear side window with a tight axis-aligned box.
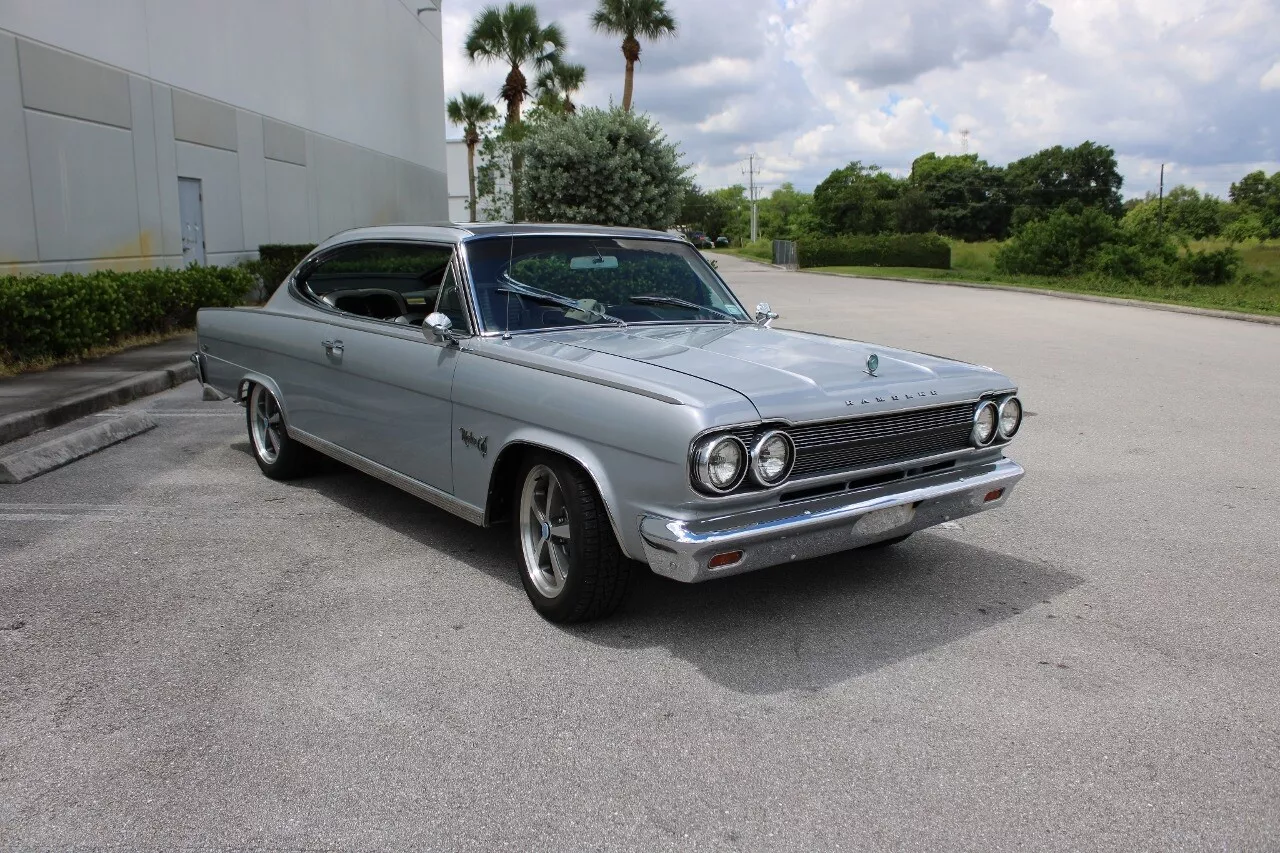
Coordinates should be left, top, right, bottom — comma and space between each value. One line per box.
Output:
300, 242, 456, 326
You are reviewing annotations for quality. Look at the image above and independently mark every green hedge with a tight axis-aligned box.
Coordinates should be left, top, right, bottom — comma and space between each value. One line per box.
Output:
256, 243, 316, 298
796, 234, 952, 269
0, 265, 253, 365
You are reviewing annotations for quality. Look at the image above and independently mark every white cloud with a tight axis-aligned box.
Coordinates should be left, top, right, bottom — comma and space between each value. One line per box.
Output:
442, 0, 1280, 199
1263, 61, 1280, 91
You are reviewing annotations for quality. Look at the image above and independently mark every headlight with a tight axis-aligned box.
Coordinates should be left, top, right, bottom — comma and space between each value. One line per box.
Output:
693, 435, 748, 492
751, 430, 795, 486
997, 396, 1022, 439
972, 401, 998, 446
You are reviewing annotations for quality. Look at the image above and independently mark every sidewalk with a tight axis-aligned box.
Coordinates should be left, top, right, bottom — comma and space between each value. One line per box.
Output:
0, 333, 198, 445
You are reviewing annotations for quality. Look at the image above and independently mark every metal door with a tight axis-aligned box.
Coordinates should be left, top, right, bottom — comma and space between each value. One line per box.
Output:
178, 177, 206, 266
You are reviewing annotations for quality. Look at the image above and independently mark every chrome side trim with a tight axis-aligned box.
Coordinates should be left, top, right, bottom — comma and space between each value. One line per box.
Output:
290, 428, 485, 526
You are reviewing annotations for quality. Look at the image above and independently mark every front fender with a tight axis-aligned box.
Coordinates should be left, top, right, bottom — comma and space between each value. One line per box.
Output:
487, 428, 636, 559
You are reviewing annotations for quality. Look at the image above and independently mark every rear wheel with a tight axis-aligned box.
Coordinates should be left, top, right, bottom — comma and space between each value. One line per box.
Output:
246, 384, 309, 480
514, 454, 630, 623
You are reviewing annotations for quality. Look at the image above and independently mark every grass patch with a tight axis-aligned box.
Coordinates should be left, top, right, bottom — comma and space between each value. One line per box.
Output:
810, 237, 1280, 316
811, 266, 1280, 316
0, 328, 194, 378
713, 244, 774, 263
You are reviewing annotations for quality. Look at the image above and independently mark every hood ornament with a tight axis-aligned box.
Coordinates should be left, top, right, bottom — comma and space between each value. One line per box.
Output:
864, 353, 879, 376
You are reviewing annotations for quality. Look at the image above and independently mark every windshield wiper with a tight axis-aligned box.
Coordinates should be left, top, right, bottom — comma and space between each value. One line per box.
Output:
496, 274, 627, 326
628, 294, 742, 322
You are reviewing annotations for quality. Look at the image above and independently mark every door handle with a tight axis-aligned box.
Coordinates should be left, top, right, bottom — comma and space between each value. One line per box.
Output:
322, 339, 344, 355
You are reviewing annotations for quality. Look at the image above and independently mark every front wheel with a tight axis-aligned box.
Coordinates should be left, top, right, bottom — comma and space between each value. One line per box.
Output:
514, 454, 631, 623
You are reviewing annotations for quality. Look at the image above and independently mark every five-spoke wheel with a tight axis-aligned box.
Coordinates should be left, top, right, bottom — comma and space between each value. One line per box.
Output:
246, 384, 309, 479
519, 464, 573, 599
514, 453, 631, 623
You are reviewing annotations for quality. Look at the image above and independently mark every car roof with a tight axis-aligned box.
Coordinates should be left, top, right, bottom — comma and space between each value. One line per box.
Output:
315, 222, 685, 251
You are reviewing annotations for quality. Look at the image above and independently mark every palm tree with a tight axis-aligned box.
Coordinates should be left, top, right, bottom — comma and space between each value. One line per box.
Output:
447, 92, 498, 222
465, 3, 566, 128
535, 61, 587, 115
590, 0, 677, 112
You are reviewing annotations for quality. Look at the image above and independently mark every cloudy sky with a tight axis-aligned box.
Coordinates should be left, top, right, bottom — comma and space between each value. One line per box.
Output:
441, 0, 1280, 200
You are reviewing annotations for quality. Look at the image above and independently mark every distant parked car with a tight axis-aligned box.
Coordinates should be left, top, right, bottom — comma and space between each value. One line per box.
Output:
716, 236, 730, 247
194, 222, 1025, 623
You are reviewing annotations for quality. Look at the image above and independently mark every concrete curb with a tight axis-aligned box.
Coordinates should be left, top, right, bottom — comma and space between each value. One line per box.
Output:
0, 413, 157, 483
801, 270, 1280, 327
0, 361, 196, 446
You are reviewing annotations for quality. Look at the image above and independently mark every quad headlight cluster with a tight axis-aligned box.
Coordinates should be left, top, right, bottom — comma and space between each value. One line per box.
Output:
972, 395, 1022, 447
692, 429, 796, 494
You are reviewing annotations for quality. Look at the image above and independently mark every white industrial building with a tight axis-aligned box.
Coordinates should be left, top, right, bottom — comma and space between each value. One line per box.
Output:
0, 1, 448, 274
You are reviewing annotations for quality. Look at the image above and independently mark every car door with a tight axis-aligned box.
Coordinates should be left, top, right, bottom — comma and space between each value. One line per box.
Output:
294, 240, 462, 493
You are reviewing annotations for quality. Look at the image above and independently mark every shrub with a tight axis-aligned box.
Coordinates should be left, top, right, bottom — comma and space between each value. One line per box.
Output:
995, 206, 1118, 275
796, 234, 951, 269
1176, 247, 1240, 286
0, 265, 252, 365
256, 244, 316, 298
519, 107, 686, 230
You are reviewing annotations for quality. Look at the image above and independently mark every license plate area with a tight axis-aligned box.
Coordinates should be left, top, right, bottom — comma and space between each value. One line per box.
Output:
854, 503, 916, 538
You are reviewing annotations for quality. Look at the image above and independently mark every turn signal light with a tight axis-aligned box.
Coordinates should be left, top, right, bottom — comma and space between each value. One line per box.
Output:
708, 551, 744, 569
984, 489, 1004, 502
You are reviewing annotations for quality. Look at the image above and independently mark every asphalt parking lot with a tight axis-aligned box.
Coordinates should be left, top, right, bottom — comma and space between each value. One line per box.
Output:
2, 253, 1278, 852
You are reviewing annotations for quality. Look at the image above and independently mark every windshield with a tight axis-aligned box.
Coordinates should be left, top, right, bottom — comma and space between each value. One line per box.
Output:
463, 236, 750, 333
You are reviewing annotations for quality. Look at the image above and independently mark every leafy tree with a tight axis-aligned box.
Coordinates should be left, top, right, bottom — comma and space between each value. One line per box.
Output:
908, 152, 1010, 240
535, 60, 587, 115
519, 107, 686, 230
1122, 186, 1226, 240
812, 162, 903, 235
466, 2, 566, 219
1228, 170, 1280, 238
591, 0, 677, 112
892, 188, 935, 234
447, 92, 499, 222
1005, 141, 1124, 222
757, 183, 821, 240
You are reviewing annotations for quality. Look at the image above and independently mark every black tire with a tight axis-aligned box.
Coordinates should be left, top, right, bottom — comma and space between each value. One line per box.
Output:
245, 383, 310, 480
513, 452, 631, 623
863, 533, 912, 549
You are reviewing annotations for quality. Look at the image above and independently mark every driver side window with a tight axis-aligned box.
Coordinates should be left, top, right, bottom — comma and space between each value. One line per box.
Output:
300, 241, 456, 327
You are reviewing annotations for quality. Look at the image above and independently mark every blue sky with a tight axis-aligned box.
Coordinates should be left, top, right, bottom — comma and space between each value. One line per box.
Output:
442, 0, 1280, 199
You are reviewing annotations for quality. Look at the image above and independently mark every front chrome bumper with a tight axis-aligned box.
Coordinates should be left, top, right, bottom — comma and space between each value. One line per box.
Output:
639, 457, 1025, 582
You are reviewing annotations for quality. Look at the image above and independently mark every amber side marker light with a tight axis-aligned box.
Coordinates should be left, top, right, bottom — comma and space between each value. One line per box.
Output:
708, 551, 744, 569
984, 489, 1005, 502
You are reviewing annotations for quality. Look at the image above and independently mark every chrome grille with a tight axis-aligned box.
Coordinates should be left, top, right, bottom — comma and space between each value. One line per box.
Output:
729, 402, 977, 483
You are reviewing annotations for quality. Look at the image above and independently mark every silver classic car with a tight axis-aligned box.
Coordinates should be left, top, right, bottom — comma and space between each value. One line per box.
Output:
194, 224, 1024, 622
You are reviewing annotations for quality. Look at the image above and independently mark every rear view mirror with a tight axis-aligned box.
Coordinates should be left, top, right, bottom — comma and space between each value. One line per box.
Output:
424, 312, 455, 343
570, 255, 619, 270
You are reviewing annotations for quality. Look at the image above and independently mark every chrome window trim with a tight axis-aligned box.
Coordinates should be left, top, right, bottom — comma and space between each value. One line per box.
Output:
456, 234, 750, 336
288, 238, 479, 336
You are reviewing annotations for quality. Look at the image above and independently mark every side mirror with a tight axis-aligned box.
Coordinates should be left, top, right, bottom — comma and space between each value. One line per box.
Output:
424, 311, 455, 343
755, 302, 779, 327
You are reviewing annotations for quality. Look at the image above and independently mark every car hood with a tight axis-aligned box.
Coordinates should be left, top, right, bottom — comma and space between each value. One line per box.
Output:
520, 324, 1015, 422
